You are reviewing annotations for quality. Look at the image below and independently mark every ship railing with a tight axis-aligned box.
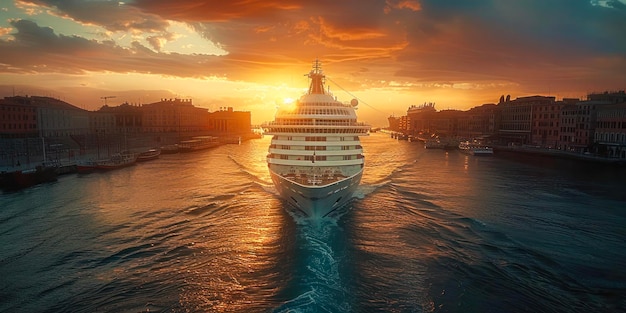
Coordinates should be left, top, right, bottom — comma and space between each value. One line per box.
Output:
281, 172, 347, 186
264, 121, 369, 127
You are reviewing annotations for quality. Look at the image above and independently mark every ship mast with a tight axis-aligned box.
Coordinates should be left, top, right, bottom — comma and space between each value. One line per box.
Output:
307, 59, 325, 95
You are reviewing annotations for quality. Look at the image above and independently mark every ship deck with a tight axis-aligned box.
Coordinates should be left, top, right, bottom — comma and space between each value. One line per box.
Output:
280, 172, 348, 187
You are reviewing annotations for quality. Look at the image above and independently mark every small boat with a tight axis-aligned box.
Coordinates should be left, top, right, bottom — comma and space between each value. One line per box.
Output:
160, 144, 180, 154
459, 141, 494, 156
0, 165, 57, 191
136, 148, 161, 162
178, 136, 220, 152
0, 137, 58, 190
424, 139, 446, 149
77, 151, 137, 172
97, 151, 137, 169
76, 159, 99, 173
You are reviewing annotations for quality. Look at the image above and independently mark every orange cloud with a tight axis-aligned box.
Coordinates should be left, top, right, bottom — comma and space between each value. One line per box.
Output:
385, 0, 422, 13
131, 0, 302, 22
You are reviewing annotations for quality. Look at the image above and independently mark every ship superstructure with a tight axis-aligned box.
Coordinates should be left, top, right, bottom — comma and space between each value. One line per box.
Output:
263, 60, 370, 218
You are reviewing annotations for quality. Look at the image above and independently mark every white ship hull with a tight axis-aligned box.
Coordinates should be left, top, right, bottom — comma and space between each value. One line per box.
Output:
270, 169, 362, 218
263, 59, 369, 220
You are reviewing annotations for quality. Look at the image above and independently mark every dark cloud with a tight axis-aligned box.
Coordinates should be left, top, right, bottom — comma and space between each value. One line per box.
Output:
130, 0, 304, 22
0, 19, 235, 77
387, 0, 626, 91
18, 0, 170, 33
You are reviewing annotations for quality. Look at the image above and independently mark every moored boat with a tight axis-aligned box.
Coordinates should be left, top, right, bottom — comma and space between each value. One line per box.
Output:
136, 148, 161, 161
0, 165, 57, 191
96, 151, 137, 169
262, 60, 370, 219
76, 159, 98, 173
459, 141, 494, 156
178, 136, 220, 152
425, 139, 446, 149
160, 144, 180, 154
77, 151, 137, 172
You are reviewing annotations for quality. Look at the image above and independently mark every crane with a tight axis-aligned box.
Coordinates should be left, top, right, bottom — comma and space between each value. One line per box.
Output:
100, 96, 116, 106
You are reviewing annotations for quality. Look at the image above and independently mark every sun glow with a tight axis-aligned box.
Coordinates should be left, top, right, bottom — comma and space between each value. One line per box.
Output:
277, 97, 297, 112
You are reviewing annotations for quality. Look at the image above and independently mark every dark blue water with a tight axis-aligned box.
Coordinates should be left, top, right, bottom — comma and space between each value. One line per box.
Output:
1, 133, 625, 312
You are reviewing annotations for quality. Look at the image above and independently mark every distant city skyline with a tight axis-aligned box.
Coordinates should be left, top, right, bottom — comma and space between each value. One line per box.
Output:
1, 0, 625, 126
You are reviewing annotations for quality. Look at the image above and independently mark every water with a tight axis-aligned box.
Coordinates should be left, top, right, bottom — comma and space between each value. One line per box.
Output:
1, 133, 625, 312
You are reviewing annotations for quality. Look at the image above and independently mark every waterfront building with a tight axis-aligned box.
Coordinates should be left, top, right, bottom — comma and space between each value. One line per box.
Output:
207, 107, 252, 135
573, 100, 612, 152
97, 102, 143, 134
457, 103, 497, 140
387, 115, 400, 132
0, 97, 38, 138
141, 98, 209, 133
406, 103, 436, 136
588, 90, 626, 104
559, 102, 585, 152
89, 111, 117, 136
0, 96, 90, 167
429, 109, 463, 138
594, 102, 626, 159
0, 96, 90, 138
383, 91, 626, 161
530, 97, 564, 148
497, 95, 555, 145
399, 115, 409, 134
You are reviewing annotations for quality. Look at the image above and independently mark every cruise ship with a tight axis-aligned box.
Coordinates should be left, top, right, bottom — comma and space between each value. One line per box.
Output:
263, 60, 370, 218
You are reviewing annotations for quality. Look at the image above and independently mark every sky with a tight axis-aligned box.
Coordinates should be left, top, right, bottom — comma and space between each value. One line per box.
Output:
0, 0, 625, 126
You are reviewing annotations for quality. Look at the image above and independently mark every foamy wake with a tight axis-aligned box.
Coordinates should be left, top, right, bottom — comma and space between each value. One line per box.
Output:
274, 219, 351, 312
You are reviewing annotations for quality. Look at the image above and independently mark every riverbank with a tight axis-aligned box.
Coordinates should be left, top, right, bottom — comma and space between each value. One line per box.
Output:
1, 133, 261, 191
493, 145, 626, 166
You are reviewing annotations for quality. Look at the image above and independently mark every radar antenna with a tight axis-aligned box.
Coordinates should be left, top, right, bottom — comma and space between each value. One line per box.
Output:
307, 58, 326, 95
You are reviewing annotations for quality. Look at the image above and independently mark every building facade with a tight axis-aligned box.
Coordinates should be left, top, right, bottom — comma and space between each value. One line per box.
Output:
0, 98, 38, 138
595, 103, 626, 158
141, 98, 210, 133
208, 107, 251, 135
1, 96, 90, 138
406, 103, 436, 137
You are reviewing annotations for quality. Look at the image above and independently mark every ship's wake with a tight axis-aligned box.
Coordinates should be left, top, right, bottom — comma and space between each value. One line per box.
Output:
356, 151, 424, 199
227, 155, 274, 187
274, 218, 352, 312
353, 179, 390, 200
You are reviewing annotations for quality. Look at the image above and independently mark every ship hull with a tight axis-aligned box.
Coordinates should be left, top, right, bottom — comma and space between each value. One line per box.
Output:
270, 169, 362, 219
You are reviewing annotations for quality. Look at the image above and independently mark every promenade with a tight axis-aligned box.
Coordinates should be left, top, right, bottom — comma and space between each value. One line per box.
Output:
0, 131, 260, 174
493, 145, 626, 165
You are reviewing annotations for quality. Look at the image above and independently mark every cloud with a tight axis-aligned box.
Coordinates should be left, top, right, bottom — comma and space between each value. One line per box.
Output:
385, 0, 422, 12
130, 0, 303, 22
0, 19, 231, 77
1, 0, 625, 102
18, 0, 170, 33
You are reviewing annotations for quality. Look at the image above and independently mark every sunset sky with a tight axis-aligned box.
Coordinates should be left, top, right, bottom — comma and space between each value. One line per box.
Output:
1, 0, 625, 126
